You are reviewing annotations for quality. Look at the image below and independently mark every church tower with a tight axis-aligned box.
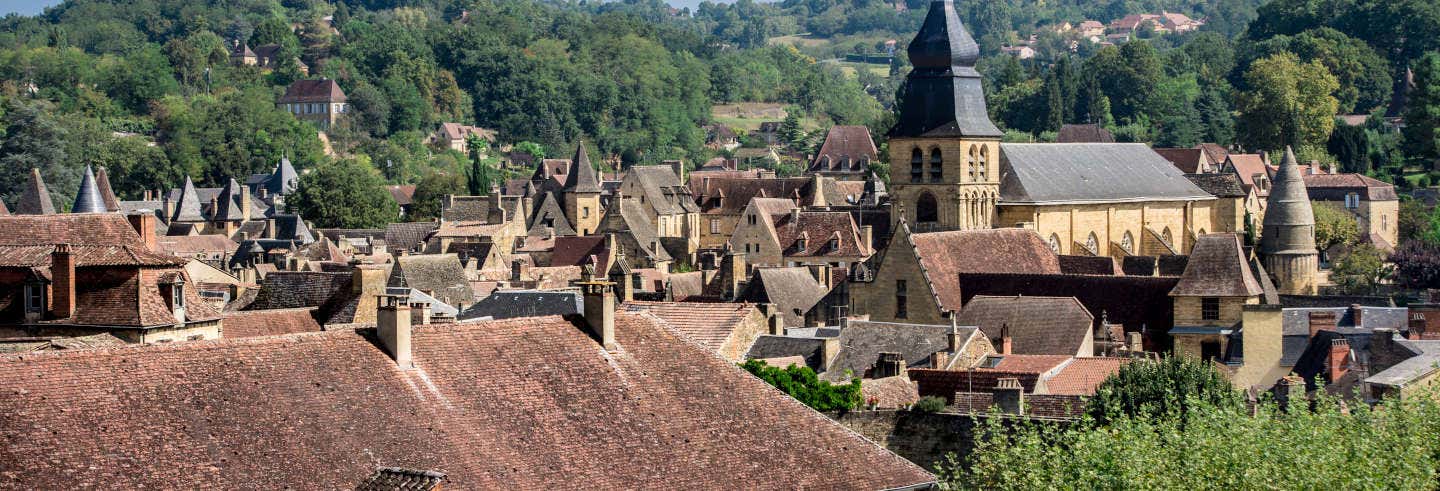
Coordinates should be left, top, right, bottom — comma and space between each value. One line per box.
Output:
1259, 147, 1318, 295
563, 141, 603, 235
887, 0, 1003, 232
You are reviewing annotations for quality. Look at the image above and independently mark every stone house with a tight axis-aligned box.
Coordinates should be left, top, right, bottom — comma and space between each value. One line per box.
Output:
1168, 233, 1266, 361
433, 122, 495, 153
726, 198, 873, 270
277, 79, 348, 130
1303, 173, 1399, 251
616, 164, 700, 257
956, 295, 1096, 357
807, 125, 878, 180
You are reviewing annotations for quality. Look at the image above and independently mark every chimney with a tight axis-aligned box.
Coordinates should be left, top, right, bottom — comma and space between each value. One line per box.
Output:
240, 189, 252, 221
948, 319, 964, 352
860, 225, 873, 253
581, 277, 617, 351
758, 303, 784, 335
352, 265, 387, 295
720, 251, 746, 300
264, 218, 277, 239
1275, 375, 1305, 412
1327, 337, 1350, 381
1350, 304, 1364, 327
666, 159, 685, 183
998, 323, 1013, 355
808, 263, 832, 290
410, 299, 433, 326
615, 273, 635, 303
874, 352, 904, 378
790, 207, 800, 224
50, 244, 76, 319
820, 337, 840, 371
511, 258, 528, 282
993, 377, 1024, 414
1126, 331, 1144, 352
1309, 311, 1338, 338
126, 213, 158, 251
1373, 328, 1398, 355
377, 295, 414, 369
162, 195, 174, 222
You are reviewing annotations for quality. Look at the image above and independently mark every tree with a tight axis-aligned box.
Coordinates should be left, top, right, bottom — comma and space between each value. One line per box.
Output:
0, 99, 73, 212
1236, 53, 1340, 151
1086, 355, 1240, 425
1328, 123, 1371, 173
738, 359, 861, 412
288, 157, 399, 228
97, 44, 180, 114
466, 134, 493, 196
1399, 199, 1431, 244
1313, 201, 1361, 252
778, 111, 803, 146
1404, 52, 1440, 163
1197, 86, 1235, 146
513, 141, 546, 161
409, 170, 465, 221
1330, 244, 1393, 294
1390, 241, 1440, 289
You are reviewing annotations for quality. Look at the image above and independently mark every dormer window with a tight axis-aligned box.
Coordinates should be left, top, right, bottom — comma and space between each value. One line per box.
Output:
23, 282, 44, 314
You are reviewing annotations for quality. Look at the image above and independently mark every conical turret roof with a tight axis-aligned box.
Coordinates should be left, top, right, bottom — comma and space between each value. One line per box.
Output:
172, 176, 206, 222
562, 141, 602, 194
214, 178, 246, 221
70, 165, 107, 214
16, 168, 56, 215
268, 156, 299, 196
1259, 147, 1316, 255
94, 166, 121, 212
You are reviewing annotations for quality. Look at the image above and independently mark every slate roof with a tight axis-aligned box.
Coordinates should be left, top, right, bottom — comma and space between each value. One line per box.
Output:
389, 254, 474, 308
1303, 173, 1398, 201
596, 198, 672, 263
157, 235, 240, 257
277, 78, 347, 103
1056, 124, 1115, 143
268, 157, 300, 196
1057, 254, 1120, 275
1153, 148, 1209, 173
908, 227, 1063, 311
15, 168, 55, 215
623, 301, 757, 353
890, 0, 1001, 138
746, 335, 829, 371
1367, 339, 1440, 388
528, 192, 576, 236
457, 290, 582, 320
957, 295, 1094, 356
692, 177, 817, 215
625, 166, 698, 215
1185, 173, 1246, 198
170, 177, 206, 222
823, 321, 979, 381
738, 267, 829, 328
999, 143, 1214, 204
385, 222, 438, 252
1171, 234, 1263, 297
221, 307, 323, 338
0, 314, 933, 489
810, 125, 878, 172
441, 196, 497, 223
244, 271, 357, 320
1259, 147, 1317, 255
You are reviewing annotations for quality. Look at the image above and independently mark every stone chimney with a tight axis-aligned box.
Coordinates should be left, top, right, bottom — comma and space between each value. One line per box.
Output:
789, 207, 800, 224
1349, 304, 1364, 327
820, 337, 840, 371
993, 377, 1024, 414
352, 265, 388, 295
1126, 331, 1144, 352
666, 159, 685, 183
807, 263, 832, 290
126, 213, 158, 251
874, 352, 905, 378
615, 272, 635, 303
264, 218, 277, 239
377, 295, 414, 369
580, 277, 617, 351
719, 251, 746, 300
1373, 327, 1397, 355
860, 225, 873, 253
948, 320, 965, 352
759, 303, 784, 335
510, 258, 529, 282
50, 244, 76, 319
1309, 311, 1337, 338
240, 190, 252, 221
1328, 337, 1350, 381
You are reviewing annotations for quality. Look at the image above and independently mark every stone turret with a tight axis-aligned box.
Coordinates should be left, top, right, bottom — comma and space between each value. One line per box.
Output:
1259, 147, 1318, 295
563, 140, 602, 235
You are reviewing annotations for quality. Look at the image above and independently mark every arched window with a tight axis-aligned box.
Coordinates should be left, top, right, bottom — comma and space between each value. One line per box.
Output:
967, 145, 979, 181
1120, 231, 1134, 254
1161, 227, 1173, 246
1085, 232, 1099, 255
929, 148, 943, 182
910, 147, 923, 183
978, 145, 989, 181
1047, 234, 1061, 253
916, 192, 939, 224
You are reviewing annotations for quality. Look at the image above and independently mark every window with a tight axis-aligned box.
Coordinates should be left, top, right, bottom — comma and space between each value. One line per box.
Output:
967, 145, 978, 181
978, 145, 990, 181
1383, 214, 1388, 231
929, 148, 943, 182
895, 280, 908, 319
23, 283, 43, 313
1345, 193, 1359, 209
632, 274, 643, 290
1120, 231, 1134, 254
916, 192, 939, 224
910, 148, 923, 183
748, 214, 757, 225
172, 284, 186, 310
1201, 297, 1220, 321
1085, 232, 1099, 254
710, 219, 720, 234
582, 206, 590, 218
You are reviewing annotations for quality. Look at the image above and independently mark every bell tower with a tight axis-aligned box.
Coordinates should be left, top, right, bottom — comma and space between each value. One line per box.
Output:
888, 0, 1003, 232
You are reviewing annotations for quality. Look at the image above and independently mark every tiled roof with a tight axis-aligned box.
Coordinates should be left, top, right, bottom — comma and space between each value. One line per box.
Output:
389, 254, 474, 308
221, 307, 323, 338
0, 245, 184, 268
824, 321, 979, 381
1225, 154, 1270, 195
958, 296, 1093, 356
810, 125, 878, 172
957, 272, 1180, 342
277, 79, 347, 103
170, 177, 206, 222
862, 376, 920, 409
0, 214, 143, 246
0, 314, 933, 489
1185, 173, 1246, 198
1056, 124, 1115, 143
1045, 357, 1129, 395
625, 166, 697, 215
527, 192, 576, 236
1196, 143, 1229, 166
738, 267, 829, 328
1303, 173, 1398, 201
990, 354, 1073, 373
15, 168, 55, 215
562, 141, 601, 193
157, 235, 239, 257
551, 236, 608, 270
1000, 143, 1214, 204
385, 222, 438, 252
93, 167, 122, 212
909, 228, 1062, 311
622, 301, 756, 352
437, 122, 494, 142
1171, 234, 1262, 297
691, 177, 815, 215
441, 196, 496, 223
1057, 254, 1120, 275
746, 335, 828, 371
246, 271, 354, 311
1154, 148, 1207, 173
387, 185, 416, 206
772, 211, 870, 258
0, 333, 126, 353
356, 468, 447, 491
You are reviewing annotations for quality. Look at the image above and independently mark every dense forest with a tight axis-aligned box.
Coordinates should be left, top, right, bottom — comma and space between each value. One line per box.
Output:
0, 0, 1439, 218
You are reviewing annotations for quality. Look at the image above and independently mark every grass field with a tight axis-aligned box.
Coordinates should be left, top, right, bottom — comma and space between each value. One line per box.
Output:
833, 61, 890, 79
767, 34, 830, 48
710, 102, 822, 132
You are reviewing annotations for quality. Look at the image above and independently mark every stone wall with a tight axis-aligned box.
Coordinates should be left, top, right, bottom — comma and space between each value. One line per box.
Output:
830, 409, 1073, 472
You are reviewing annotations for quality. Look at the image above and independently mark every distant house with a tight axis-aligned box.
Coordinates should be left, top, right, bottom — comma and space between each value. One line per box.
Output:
1056, 124, 1115, 143
1304, 173, 1399, 251
1077, 20, 1106, 38
277, 79, 348, 130
808, 125, 878, 180
230, 42, 308, 75
433, 122, 496, 153
1000, 45, 1036, 59
1153, 147, 1217, 174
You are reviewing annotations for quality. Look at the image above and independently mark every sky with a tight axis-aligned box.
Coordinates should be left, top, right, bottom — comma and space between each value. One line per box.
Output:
2, 0, 58, 17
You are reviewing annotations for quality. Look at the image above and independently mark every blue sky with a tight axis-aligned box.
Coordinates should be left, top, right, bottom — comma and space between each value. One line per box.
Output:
2, 0, 58, 16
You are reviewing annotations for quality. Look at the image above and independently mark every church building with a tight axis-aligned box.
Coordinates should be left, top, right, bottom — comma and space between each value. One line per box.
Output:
887, 0, 1239, 257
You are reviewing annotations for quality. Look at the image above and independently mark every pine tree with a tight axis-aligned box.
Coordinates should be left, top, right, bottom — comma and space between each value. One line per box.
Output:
1197, 86, 1235, 146
465, 134, 489, 196
1045, 72, 1064, 132
778, 111, 802, 145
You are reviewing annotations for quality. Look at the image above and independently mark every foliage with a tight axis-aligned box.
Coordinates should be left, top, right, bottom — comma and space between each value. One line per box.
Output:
409, 170, 465, 222
912, 396, 947, 413
1327, 123, 1370, 174
1398, 199, 1432, 244
739, 359, 862, 412
1329, 244, 1393, 294
1085, 356, 1240, 425
1235, 52, 1339, 152
1404, 52, 1440, 163
154, 87, 323, 187
943, 393, 1440, 489
1312, 201, 1361, 251
1390, 241, 1440, 289
288, 157, 399, 229
0, 99, 73, 212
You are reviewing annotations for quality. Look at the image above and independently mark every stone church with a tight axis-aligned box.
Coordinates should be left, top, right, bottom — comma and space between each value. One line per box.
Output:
886, 0, 1239, 258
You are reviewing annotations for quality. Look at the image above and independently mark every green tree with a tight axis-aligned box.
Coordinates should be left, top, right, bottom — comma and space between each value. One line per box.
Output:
288, 156, 399, 229
513, 141, 546, 161
739, 359, 862, 412
466, 134, 492, 196
1398, 199, 1431, 243
778, 111, 803, 145
1313, 201, 1361, 251
0, 99, 73, 212
409, 170, 465, 221
1404, 52, 1440, 163
154, 87, 323, 186
1086, 355, 1240, 425
1236, 53, 1340, 151
1197, 86, 1236, 146
1328, 123, 1371, 173
1330, 244, 1393, 294
97, 44, 180, 114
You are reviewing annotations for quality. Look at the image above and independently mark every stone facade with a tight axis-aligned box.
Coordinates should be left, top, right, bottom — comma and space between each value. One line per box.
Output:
1228, 305, 1288, 389
998, 200, 1225, 256
889, 139, 1002, 233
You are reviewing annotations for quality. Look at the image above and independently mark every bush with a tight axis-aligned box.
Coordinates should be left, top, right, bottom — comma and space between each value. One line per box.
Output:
739, 359, 862, 412
912, 396, 947, 413
1086, 355, 1239, 424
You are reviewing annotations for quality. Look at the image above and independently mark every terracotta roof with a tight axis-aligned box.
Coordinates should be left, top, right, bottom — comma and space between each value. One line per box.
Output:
1045, 357, 1129, 395
1056, 124, 1115, 143
221, 307, 323, 338
0, 245, 184, 268
909, 228, 1062, 311
1171, 234, 1263, 297
809, 125, 878, 172
437, 122, 495, 142
1152, 148, 1208, 173
958, 296, 1094, 356
157, 235, 239, 257
387, 185, 416, 206
277, 79, 347, 103
551, 236, 608, 271
1303, 173, 1398, 201
0, 214, 144, 246
1225, 154, 1270, 195
0, 314, 932, 488
1195, 143, 1229, 165
772, 211, 871, 258
622, 301, 757, 352
93, 167, 122, 212
990, 354, 1073, 373
862, 376, 920, 409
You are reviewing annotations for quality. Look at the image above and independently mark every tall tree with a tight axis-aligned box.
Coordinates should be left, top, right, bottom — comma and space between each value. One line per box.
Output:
1236, 53, 1340, 151
288, 157, 399, 229
1404, 52, 1440, 163
0, 99, 72, 211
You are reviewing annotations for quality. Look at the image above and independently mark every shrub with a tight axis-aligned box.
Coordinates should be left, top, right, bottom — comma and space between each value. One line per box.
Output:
912, 396, 947, 413
739, 359, 862, 412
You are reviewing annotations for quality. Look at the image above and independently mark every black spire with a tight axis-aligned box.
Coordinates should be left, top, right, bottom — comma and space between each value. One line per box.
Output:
890, 0, 1001, 139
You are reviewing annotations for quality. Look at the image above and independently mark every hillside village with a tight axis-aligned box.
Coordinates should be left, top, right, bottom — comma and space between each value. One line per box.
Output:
5, 0, 1440, 488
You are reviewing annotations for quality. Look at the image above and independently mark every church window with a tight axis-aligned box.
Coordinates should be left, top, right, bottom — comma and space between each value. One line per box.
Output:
910, 148, 923, 183
1047, 234, 1060, 253
1161, 227, 1173, 246
929, 148, 943, 182
916, 192, 939, 224
967, 145, 979, 181
978, 145, 990, 181
1085, 232, 1099, 254
1120, 232, 1134, 254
